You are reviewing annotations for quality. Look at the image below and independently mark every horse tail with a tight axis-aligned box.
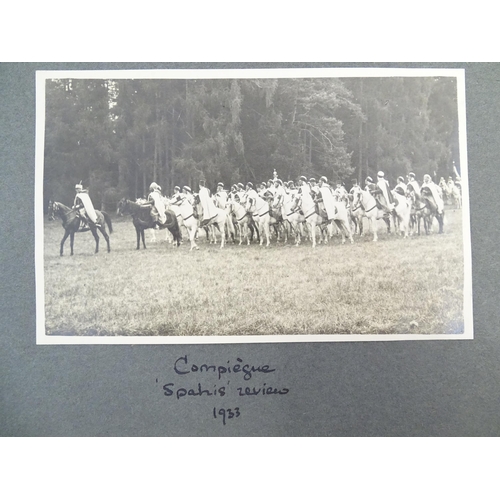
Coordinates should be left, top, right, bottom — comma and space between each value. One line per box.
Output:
103, 211, 113, 233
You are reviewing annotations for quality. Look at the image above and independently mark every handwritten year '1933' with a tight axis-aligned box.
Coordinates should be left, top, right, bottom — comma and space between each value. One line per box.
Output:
213, 407, 241, 426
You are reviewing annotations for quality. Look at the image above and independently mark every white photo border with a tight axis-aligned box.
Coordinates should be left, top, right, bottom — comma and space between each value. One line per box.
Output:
35, 67, 473, 345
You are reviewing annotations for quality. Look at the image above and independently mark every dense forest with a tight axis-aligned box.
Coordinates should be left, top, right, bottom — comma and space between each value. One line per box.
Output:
43, 76, 460, 210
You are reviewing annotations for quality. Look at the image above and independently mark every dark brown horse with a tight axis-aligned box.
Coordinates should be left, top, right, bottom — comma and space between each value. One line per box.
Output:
117, 198, 181, 249
407, 186, 444, 235
48, 201, 112, 256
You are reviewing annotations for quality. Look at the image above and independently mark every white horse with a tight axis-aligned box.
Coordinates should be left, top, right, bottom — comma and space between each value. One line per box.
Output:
246, 194, 274, 247
291, 190, 353, 247
351, 186, 391, 242
282, 193, 305, 245
193, 195, 227, 249
228, 198, 253, 245
391, 189, 412, 238
165, 198, 199, 251
213, 192, 237, 243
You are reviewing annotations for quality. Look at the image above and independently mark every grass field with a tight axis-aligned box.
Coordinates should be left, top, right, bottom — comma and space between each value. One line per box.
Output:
41, 208, 466, 337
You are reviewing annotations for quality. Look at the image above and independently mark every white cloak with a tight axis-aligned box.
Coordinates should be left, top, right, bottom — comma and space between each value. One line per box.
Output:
75, 192, 98, 223
424, 182, 444, 213
199, 186, 218, 221
319, 186, 336, 219
408, 180, 420, 196
149, 191, 166, 223
377, 179, 391, 204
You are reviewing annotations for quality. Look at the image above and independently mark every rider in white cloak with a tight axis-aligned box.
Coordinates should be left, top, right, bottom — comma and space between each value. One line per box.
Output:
214, 182, 228, 208
406, 172, 420, 196
73, 183, 99, 227
198, 179, 218, 225
309, 178, 320, 198
245, 182, 258, 213
317, 176, 337, 220
395, 176, 407, 196
182, 186, 194, 205
376, 171, 394, 212
298, 176, 311, 195
287, 181, 298, 197
334, 181, 348, 202
171, 186, 183, 206
422, 174, 444, 214
148, 182, 166, 225
272, 179, 286, 216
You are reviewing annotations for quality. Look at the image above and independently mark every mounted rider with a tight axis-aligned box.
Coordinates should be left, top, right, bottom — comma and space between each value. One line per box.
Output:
374, 171, 395, 213
271, 178, 286, 219
297, 176, 311, 195
182, 185, 194, 205
171, 185, 183, 206
307, 178, 319, 199
349, 178, 359, 195
365, 176, 375, 191
214, 182, 228, 208
334, 180, 348, 203
266, 179, 276, 196
148, 182, 166, 226
422, 174, 444, 214
406, 172, 421, 196
394, 176, 407, 196
73, 182, 100, 227
287, 180, 298, 197
245, 182, 258, 214
198, 179, 219, 226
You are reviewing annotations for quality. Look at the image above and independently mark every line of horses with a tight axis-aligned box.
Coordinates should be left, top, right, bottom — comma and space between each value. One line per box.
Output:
47, 182, 450, 256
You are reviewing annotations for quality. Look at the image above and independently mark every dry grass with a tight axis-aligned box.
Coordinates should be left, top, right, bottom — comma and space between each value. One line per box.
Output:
42, 208, 466, 337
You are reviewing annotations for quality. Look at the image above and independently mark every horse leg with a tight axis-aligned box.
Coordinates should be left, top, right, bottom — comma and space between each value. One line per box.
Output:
100, 226, 111, 252
310, 222, 316, 248
60, 230, 70, 256
385, 216, 391, 234
90, 228, 99, 253
135, 227, 141, 250
189, 226, 198, 251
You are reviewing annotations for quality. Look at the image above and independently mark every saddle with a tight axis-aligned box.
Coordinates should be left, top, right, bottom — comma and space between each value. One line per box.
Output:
269, 207, 282, 221
315, 202, 330, 220
74, 209, 90, 229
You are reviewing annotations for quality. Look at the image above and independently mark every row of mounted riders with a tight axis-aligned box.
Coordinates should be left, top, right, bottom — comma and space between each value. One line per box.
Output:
48, 179, 452, 255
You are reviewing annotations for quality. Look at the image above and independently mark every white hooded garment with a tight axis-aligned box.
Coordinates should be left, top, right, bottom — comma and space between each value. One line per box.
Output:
149, 191, 166, 223
423, 182, 444, 213
199, 186, 218, 221
319, 185, 336, 219
75, 192, 98, 223
408, 180, 420, 196
377, 178, 391, 205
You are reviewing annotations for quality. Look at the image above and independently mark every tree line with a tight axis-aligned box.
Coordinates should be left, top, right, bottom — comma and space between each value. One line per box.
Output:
43, 75, 460, 210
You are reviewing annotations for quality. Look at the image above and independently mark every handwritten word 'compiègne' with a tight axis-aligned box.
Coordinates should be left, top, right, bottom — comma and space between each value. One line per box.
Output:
173, 355, 276, 381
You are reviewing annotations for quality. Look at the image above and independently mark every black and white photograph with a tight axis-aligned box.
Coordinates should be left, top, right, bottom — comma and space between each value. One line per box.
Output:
35, 68, 472, 344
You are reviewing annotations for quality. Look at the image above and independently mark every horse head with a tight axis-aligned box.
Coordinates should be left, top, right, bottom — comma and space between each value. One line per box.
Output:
117, 198, 129, 216
47, 200, 56, 220
291, 193, 302, 212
